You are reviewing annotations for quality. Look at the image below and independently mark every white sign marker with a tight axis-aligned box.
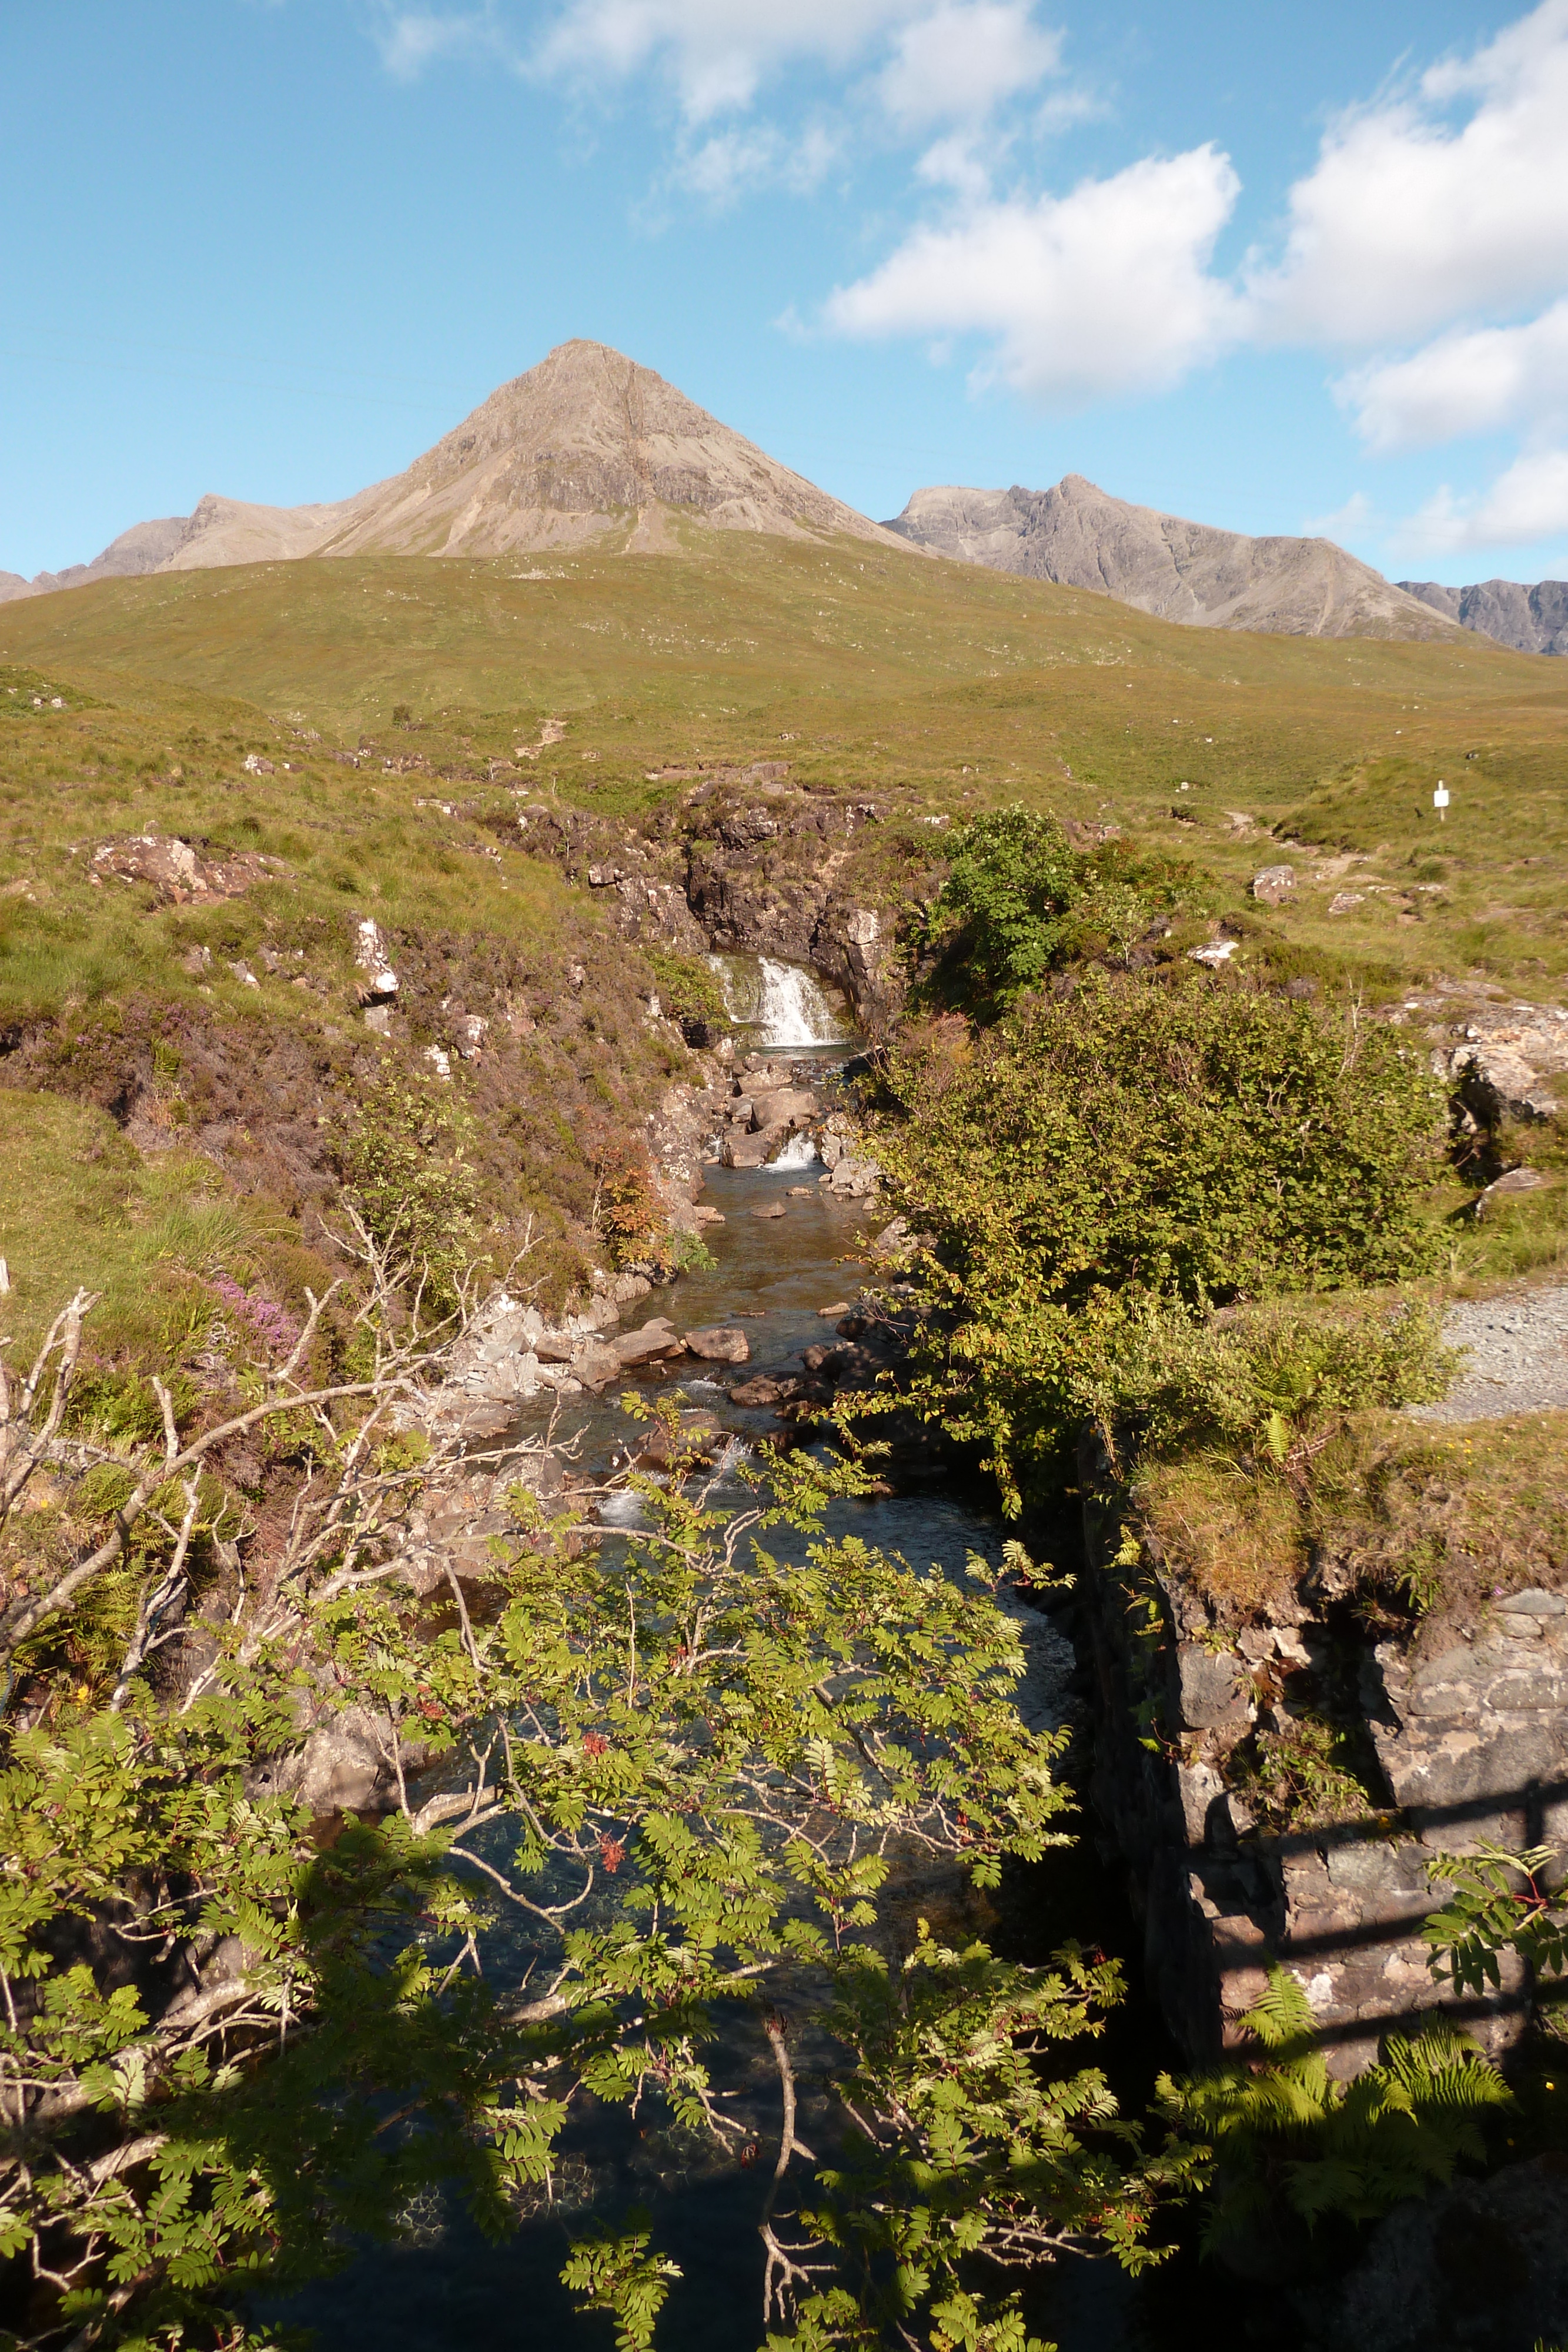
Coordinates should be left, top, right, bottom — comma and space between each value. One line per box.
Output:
1433, 781, 1450, 821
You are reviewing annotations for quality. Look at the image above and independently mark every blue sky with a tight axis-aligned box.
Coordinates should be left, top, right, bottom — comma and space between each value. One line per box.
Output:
5, 0, 1568, 586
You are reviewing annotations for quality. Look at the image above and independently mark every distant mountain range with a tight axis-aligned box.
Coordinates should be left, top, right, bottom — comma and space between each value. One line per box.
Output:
2, 343, 1557, 657
882, 477, 1454, 642
0, 340, 905, 606
881, 479, 1564, 657
1395, 577, 1568, 657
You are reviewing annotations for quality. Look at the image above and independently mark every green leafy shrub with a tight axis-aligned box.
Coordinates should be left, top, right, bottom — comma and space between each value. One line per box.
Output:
1423, 1842, 1568, 1996
1230, 1714, 1375, 1832
587, 1132, 671, 1270
1090, 1293, 1455, 1468
870, 977, 1448, 1509
333, 1071, 481, 1305
0, 1311, 1196, 2351
912, 807, 1164, 1015
644, 948, 728, 1033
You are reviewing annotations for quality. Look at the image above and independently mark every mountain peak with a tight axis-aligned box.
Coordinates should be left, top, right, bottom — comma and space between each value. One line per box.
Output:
883, 477, 1461, 643
2, 342, 907, 600
319, 338, 907, 559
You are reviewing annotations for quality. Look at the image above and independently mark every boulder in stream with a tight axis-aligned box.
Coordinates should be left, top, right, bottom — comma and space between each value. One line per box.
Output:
611, 1318, 688, 1368
571, 1339, 625, 1391
748, 1087, 817, 1132
684, 1325, 750, 1364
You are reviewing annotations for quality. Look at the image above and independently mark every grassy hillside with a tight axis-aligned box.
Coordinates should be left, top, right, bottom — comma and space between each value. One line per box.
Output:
5, 534, 1566, 989
2, 531, 1567, 1365
0, 645, 701, 1362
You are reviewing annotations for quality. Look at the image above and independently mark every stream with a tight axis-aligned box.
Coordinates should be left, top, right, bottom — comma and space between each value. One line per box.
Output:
271, 958, 1224, 2352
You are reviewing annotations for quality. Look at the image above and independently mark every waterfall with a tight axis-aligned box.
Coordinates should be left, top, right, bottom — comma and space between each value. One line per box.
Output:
707, 953, 855, 1048
771, 1130, 821, 1171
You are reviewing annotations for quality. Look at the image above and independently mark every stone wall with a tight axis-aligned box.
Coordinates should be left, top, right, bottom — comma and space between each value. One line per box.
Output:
1078, 1438, 1551, 2077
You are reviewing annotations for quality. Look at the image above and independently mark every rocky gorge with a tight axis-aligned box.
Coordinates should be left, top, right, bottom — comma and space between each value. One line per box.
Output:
503, 770, 927, 1037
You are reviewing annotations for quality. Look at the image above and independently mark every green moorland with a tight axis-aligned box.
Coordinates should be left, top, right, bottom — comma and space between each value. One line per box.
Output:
2, 532, 1566, 1377
4, 533, 1567, 994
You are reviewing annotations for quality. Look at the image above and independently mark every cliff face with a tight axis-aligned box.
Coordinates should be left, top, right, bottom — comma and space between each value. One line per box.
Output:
1398, 576, 1568, 656
884, 476, 1461, 642
1076, 1436, 1554, 2080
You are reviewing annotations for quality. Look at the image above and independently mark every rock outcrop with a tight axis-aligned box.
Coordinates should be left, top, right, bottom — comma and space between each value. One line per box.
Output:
1424, 1000, 1568, 1124
884, 476, 1462, 642
89, 833, 287, 904
1306, 2155, 1568, 2351
509, 783, 915, 1034
1399, 574, 1568, 657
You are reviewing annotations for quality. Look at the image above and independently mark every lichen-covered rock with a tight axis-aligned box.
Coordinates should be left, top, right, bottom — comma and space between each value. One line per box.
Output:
1369, 1598, 1568, 1862
1453, 1038, 1560, 1121
92, 833, 286, 904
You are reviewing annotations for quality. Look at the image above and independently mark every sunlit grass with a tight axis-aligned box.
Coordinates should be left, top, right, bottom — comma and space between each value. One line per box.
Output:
0, 1091, 266, 1362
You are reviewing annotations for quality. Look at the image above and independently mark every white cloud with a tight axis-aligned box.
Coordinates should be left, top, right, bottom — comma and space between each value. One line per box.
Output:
667, 117, 841, 199
534, 0, 931, 121
372, 6, 515, 81
875, 3, 1062, 129
823, 144, 1244, 406
914, 134, 994, 201
1402, 446, 1568, 552
1338, 300, 1568, 452
1252, 0, 1568, 348
1302, 490, 1373, 542
532, 0, 1086, 139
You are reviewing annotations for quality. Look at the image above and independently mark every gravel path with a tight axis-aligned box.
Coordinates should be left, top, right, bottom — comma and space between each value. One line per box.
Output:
1408, 1282, 1568, 1422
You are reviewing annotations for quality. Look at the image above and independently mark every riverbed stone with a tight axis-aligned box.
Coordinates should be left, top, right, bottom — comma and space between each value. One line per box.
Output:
612, 1319, 687, 1368
748, 1088, 816, 1132
571, 1339, 624, 1392
684, 1326, 750, 1364
639, 1411, 724, 1466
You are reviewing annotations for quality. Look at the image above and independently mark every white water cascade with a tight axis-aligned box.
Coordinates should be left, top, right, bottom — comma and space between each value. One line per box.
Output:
770, 1128, 821, 1171
707, 953, 855, 1049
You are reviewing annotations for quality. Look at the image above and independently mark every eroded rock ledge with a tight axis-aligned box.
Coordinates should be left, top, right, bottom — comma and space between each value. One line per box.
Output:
502, 781, 928, 1032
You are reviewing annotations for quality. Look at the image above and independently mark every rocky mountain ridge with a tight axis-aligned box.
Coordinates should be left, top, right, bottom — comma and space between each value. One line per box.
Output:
0, 341, 908, 604
883, 475, 1461, 643
1398, 574, 1568, 657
